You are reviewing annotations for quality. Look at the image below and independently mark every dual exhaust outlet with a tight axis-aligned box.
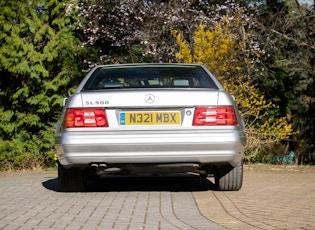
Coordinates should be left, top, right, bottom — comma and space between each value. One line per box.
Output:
90, 163, 122, 173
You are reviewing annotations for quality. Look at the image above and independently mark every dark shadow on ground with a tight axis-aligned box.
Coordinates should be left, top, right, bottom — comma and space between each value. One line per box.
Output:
42, 173, 216, 192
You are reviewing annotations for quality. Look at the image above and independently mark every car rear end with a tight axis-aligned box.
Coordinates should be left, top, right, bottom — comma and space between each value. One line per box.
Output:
55, 64, 246, 192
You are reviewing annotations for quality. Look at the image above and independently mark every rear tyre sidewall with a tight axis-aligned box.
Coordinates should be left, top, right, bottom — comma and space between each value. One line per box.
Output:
58, 161, 86, 192
215, 161, 243, 191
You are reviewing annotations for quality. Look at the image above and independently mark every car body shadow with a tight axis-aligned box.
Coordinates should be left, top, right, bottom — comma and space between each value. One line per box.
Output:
42, 173, 216, 192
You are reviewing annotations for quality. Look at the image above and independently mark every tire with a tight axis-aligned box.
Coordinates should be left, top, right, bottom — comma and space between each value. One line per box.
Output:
58, 161, 86, 192
215, 161, 243, 191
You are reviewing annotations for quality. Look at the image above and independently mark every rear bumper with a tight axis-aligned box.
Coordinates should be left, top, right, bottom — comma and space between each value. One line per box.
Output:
55, 130, 245, 167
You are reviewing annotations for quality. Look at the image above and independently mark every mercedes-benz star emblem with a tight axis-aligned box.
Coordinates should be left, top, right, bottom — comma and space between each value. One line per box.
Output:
145, 94, 155, 104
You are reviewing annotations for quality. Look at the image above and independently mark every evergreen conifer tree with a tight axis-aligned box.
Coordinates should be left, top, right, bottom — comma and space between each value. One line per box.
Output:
0, 0, 82, 169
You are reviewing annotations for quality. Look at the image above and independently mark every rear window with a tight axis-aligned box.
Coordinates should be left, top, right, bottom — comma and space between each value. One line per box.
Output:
82, 65, 218, 91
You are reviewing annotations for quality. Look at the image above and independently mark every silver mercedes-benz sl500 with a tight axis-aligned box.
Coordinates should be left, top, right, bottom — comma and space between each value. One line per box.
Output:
55, 63, 246, 192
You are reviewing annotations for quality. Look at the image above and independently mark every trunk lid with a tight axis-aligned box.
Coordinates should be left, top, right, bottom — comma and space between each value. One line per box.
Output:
80, 89, 221, 108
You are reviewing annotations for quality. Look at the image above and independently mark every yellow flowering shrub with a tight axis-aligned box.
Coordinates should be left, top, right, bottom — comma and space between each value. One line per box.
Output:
171, 21, 238, 77
171, 18, 292, 159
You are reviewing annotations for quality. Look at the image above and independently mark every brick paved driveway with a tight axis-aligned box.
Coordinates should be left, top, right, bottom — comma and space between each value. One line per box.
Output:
195, 165, 315, 229
0, 172, 223, 230
0, 165, 314, 230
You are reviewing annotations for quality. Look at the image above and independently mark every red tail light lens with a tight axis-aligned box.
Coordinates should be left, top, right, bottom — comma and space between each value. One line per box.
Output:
193, 106, 237, 126
65, 108, 108, 128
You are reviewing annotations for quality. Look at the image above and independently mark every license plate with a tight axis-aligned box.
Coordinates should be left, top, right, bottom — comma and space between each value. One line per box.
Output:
120, 111, 181, 125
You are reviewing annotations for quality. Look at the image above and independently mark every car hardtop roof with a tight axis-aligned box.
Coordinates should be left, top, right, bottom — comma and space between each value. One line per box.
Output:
95, 63, 205, 69
76, 63, 224, 92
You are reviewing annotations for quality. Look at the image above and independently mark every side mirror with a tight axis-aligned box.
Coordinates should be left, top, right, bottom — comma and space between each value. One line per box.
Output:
63, 97, 68, 107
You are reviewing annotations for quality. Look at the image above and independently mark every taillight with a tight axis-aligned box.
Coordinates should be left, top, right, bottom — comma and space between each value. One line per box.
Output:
193, 106, 237, 126
65, 108, 108, 128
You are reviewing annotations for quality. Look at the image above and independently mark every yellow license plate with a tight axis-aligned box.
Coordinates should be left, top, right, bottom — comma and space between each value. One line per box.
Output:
120, 111, 181, 125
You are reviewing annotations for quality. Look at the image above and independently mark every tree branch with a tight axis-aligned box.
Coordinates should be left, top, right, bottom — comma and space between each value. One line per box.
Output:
270, 28, 315, 50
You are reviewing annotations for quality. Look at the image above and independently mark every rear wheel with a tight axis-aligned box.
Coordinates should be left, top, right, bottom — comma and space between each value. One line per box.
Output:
215, 161, 243, 191
58, 161, 86, 192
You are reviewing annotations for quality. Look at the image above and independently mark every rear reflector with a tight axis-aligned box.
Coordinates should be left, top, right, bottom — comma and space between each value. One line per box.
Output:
65, 108, 108, 128
193, 106, 237, 126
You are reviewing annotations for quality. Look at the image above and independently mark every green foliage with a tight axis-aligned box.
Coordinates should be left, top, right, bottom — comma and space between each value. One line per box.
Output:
0, 0, 82, 170
254, 0, 315, 163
